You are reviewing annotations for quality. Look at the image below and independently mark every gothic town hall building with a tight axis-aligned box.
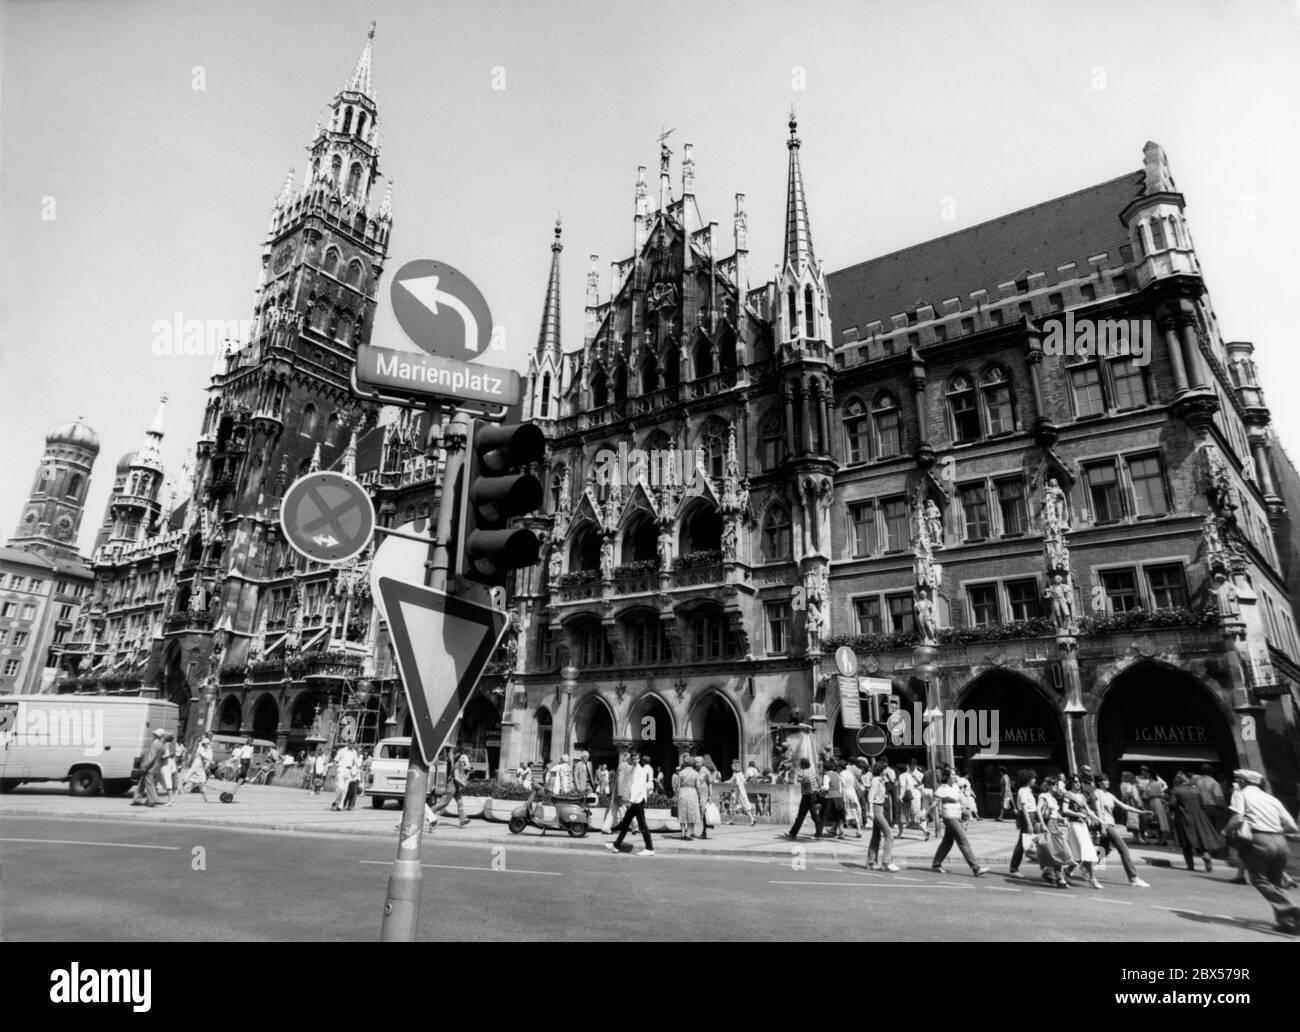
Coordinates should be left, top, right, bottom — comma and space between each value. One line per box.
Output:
50, 29, 1300, 811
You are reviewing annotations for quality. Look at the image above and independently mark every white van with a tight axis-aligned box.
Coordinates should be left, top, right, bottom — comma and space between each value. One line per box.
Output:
0, 694, 179, 796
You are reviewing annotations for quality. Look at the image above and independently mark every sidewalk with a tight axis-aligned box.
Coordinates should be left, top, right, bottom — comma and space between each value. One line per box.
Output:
5, 783, 1293, 871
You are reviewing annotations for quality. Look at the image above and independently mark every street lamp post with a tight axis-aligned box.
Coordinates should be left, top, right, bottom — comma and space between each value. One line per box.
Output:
913, 644, 940, 827
561, 665, 578, 756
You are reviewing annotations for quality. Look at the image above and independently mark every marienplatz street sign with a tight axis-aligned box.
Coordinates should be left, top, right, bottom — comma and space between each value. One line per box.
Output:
356, 257, 521, 406
280, 472, 375, 563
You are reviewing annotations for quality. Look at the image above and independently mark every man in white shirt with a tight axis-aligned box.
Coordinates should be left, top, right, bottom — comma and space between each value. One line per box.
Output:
898, 763, 917, 832
236, 739, 255, 784
331, 745, 356, 810
930, 767, 988, 877
606, 753, 655, 855
1227, 769, 1299, 932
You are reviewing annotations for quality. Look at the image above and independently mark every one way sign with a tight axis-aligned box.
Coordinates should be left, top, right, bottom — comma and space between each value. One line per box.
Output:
372, 576, 508, 766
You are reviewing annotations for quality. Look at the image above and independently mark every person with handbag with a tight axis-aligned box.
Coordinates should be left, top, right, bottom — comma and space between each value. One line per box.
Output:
1007, 769, 1042, 878
1092, 773, 1151, 887
1036, 776, 1071, 887
1224, 769, 1300, 933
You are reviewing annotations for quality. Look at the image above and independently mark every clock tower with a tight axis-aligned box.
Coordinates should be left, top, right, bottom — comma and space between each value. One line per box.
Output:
175, 24, 394, 669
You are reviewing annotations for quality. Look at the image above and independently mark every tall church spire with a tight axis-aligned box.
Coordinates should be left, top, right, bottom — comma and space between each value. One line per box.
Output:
783, 108, 816, 274
134, 394, 168, 472
536, 218, 563, 360
346, 22, 376, 99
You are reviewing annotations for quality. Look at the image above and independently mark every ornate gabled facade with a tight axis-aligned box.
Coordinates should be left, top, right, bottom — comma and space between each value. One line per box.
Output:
503, 118, 836, 779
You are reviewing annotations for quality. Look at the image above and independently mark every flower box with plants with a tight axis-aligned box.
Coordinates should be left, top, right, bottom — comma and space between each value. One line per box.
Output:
673, 549, 722, 570
557, 569, 601, 587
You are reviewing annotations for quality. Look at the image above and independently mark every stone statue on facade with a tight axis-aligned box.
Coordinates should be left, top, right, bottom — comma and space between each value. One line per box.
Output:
914, 588, 938, 646
658, 527, 674, 570
548, 547, 563, 587
1042, 478, 1070, 533
721, 518, 738, 562
600, 537, 615, 581
924, 499, 944, 549
1044, 574, 1076, 633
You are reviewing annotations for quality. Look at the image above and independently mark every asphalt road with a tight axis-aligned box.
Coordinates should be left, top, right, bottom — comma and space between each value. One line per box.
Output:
1, 816, 1295, 941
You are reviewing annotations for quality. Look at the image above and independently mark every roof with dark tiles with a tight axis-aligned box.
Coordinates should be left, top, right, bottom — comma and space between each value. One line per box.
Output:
826, 171, 1145, 340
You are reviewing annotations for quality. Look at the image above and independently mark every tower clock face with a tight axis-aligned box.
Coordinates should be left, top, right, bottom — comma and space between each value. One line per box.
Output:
272, 243, 295, 275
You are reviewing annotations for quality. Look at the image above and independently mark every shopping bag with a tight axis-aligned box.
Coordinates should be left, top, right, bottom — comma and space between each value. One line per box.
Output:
705, 802, 721, 827
600, 809, 614, 834
1020, 833, 1037, 854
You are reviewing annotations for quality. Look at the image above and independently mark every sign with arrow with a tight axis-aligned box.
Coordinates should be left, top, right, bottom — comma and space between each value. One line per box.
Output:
371, 575, 508, 766
280, 471, 375, 564
390, 259, 493, 360
356, 256, 521, 406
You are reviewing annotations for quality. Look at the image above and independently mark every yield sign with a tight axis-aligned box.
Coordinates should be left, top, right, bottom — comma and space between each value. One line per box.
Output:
372, 576, 508, 766
390, 259, 494, 360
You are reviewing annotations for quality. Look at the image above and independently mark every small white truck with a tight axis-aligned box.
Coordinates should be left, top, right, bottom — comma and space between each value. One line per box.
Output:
0, 694, 179, 796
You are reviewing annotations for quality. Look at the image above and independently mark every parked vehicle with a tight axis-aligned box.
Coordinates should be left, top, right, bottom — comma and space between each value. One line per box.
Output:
508, 786, 591, 838
0, 694, 178, 796
207, 735, 276, 780
365, 738, 490, 808
367, 736, 414, 808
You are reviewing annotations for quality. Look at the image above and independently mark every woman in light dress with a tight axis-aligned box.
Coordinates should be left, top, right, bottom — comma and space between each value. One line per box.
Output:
183, 733, 214, 803
1036, 776, 1071, 888
675, 761, 702, 840
1061, 773, 1103, 889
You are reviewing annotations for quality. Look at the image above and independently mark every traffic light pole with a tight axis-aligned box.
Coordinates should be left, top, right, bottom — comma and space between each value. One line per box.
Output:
380, 410, 470, 943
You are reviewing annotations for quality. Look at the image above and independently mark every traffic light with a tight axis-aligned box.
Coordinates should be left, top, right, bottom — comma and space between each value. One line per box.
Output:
453, 419, 545, 585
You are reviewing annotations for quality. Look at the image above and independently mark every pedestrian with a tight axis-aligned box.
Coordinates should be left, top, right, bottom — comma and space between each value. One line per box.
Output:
1007, 769, 1041, 878
605, 753, 655, 855
1119, 770, 1144, 842
1036, 774, 1071, 887
156, 733, 178, 806
897, 760, 917, 833
1062, 774, 1103, 889
821, 760, 846, 839
697, 757, 717, 839
746, 758, 760, 780
785, 757, 824, 840
183, 732, 215, 802
131, 728, 165, 807
839, 759, 864, 837
516, 760, 532, 788
676, 758, 702, 840
725, 758, 759, 827
574, 749, 593, 798
1138, 766, 1170, 845
597, 763, 611, 796
236, 736, 255, 784
343, 750, 363, 810
918, 762, 935, 841
1224, 769, 1300, 933
931, 768, 987, 877
867, 760, 899, 871
330, 743, 356, 810
603, 750, 633, 834
956, 766, 979, 822
996, 766, 1014, 822
311, 748, 328, 795
1171, 771, 1225, 872
429, 748, 472, 826
1092, 773, 1151, 887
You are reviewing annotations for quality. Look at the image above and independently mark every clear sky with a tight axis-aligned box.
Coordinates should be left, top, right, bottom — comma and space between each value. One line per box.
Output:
2, 0, 1299, 554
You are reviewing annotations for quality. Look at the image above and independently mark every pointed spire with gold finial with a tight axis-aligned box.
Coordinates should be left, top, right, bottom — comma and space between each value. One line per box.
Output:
308, 444, 322, 474
341, 431, 358, 477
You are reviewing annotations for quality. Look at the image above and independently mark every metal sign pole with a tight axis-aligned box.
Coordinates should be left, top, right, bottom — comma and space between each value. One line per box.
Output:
379, 409, 469, 943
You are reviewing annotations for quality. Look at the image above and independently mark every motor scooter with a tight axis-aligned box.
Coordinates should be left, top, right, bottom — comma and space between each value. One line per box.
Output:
508, 786, 591, 838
